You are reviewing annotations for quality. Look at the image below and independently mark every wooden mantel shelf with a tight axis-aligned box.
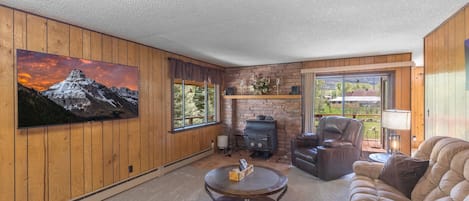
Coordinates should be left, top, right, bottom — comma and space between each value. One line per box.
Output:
223, 95, 301, 99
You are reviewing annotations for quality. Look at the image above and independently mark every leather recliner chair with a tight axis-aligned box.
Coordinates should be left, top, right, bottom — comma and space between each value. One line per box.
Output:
291, 116, 364, 181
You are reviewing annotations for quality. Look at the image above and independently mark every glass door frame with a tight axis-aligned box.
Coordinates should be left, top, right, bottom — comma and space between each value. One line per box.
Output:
314, 72, 394, 150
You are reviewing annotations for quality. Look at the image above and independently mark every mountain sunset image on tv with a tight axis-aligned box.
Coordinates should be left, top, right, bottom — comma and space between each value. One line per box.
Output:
17, 49, 139, 128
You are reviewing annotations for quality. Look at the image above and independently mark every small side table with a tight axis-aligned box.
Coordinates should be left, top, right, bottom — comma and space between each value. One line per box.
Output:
368, 153, 391, 163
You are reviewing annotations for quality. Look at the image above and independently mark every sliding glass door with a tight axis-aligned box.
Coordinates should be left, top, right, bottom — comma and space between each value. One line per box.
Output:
314, 74, 391, 151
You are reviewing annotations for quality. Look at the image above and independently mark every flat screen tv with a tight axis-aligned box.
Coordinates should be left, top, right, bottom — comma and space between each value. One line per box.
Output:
17, 49, 139, 128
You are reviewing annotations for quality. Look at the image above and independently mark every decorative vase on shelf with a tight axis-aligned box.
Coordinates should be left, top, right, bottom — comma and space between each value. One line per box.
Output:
275, 78, 280, 95
239, 80, 245, 95
255, 88, 268, 95
251, 74, 271, 95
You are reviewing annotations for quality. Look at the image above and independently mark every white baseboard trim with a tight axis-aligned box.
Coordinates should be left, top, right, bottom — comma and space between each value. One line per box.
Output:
73, 148, 213, 201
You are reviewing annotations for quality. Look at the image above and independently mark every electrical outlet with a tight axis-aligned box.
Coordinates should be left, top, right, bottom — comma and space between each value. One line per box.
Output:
128, 165, 133, 173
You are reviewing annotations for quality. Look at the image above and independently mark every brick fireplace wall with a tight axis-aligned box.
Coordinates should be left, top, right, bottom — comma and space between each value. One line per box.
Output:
222, 53, 413, 159
223, 63, 302, 159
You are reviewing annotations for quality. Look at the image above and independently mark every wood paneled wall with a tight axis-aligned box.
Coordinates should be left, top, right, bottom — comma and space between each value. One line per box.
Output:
424, 5, 468, 141
0, 6, 221, 201
303, 53, 413, 154
302, 53, 411, 69
411, 67, 425, 148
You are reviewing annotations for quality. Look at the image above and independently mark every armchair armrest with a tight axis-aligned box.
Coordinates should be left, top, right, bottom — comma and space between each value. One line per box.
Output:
292, 133, 319, 148
316, 146, 361, 180
291, 133, 319, 168
323, 139, 353, 148
352, 161, 384, 179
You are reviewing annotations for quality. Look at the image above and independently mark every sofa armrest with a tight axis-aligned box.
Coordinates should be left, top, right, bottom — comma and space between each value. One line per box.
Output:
353, 161, 384, 179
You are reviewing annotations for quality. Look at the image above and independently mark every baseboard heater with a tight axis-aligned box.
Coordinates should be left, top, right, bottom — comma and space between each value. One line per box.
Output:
73, 148, 213, 201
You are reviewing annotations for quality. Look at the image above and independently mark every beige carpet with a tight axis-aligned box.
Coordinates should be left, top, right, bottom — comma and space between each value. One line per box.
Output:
106, 152, 352, 201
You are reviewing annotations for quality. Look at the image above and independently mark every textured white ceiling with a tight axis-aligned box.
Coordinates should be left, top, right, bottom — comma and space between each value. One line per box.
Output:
1, 0, 467, 67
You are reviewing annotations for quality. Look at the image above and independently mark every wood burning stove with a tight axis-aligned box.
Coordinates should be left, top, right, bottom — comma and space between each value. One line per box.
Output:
243, 119, 277, 158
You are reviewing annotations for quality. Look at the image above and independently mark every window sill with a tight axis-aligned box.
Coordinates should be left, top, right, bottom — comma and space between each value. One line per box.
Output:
169, 122, 221, 134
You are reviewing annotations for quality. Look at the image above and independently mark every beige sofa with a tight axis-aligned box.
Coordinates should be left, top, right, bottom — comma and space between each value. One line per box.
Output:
349, 136, 469, 201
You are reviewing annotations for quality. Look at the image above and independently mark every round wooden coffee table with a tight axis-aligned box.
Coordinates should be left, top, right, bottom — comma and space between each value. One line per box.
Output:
204, 165, 288, 201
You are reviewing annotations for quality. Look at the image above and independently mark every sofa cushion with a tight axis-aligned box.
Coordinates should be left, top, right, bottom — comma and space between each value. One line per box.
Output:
349, 175, 410, 201
352, 161, 384, 179
378, 154, 429, 198
294, 147, 317, 163
411, 137, 469, 201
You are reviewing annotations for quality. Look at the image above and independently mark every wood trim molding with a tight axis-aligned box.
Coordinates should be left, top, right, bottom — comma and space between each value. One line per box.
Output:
300, 61, 415, 74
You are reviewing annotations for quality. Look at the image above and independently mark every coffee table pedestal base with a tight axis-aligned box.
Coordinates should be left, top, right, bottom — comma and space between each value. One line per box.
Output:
205, 184, 287, 201
215, 196, 274, 201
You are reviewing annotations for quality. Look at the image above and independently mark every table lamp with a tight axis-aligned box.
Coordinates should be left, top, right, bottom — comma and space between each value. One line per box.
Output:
382, 109, 411, 154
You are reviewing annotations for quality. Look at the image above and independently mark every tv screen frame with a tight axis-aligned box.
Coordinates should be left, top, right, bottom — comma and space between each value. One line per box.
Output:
17, 49, 139, 129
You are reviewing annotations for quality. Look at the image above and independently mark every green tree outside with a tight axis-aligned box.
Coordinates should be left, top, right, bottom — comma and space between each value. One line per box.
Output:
173, 82, 216, 128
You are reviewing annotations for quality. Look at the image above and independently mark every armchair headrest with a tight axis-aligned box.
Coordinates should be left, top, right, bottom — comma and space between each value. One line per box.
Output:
321, 116, 352, 134
317, 116, 363, 147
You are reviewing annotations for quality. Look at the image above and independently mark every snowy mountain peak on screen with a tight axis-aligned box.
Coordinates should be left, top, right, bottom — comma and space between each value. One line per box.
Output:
42, 69, 137, 113
65, 69, 93, 85
110, 87, 138, 105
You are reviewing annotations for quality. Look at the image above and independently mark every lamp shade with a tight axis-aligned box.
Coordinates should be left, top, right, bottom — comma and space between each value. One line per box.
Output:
382, 109, 411, 130
217, 135, 228, 149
